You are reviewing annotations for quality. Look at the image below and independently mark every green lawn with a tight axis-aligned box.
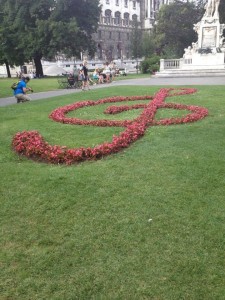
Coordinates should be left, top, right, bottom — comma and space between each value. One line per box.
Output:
0, 77, 59, 98
1, 85, 225, 299
0, 73, 149, 98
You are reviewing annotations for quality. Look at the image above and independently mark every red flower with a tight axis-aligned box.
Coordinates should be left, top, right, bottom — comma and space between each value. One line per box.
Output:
12, 88, 208, 165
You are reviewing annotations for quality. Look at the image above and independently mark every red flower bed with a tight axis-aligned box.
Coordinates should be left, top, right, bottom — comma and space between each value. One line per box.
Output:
12, 88, 208, 165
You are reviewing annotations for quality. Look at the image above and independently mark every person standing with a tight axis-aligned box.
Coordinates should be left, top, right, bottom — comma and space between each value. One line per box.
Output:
14, 76, 32, 103
81, 60, 90, 91
109, 61, 116, 81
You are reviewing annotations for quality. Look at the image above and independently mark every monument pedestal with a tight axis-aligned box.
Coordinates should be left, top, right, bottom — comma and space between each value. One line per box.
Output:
183, 52, 225, 70
181, 14, 225, 73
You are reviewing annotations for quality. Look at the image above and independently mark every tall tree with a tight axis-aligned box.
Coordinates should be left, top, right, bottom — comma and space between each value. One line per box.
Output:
15, 0, 55, 77
0, 0, 28, 77
219, 0, 225, 23
0, 0, 101, 77
153, 0, 200, 58
130, 19, 143, 73
141, 32, 156, 58
49, 0, 100, 58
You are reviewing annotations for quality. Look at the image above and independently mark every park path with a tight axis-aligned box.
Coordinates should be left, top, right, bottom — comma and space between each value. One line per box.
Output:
1, 76, 224, 107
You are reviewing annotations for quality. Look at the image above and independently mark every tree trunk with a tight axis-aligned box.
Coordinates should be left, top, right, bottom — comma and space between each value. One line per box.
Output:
5, 60, 11, 78
33, 55, 44, 77
136, 59, 139, 74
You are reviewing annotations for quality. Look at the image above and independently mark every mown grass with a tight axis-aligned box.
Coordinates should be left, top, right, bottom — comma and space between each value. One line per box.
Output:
1, 85, 225, 299
0, 73, 149, 98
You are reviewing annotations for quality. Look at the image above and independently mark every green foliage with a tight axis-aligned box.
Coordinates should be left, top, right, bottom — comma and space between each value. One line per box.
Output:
140, 55, 160, 74
153, 0, 199, 58
141, 32, 156, 58
195, 0, 207, 14
49, 0, 101, 57
0, 0, 101, 77
130, 20, 143, 59
0, 0, 27, 69
219, 0, 225, 23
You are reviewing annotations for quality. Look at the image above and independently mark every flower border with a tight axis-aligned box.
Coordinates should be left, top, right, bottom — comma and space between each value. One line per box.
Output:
12, 88, 208, 165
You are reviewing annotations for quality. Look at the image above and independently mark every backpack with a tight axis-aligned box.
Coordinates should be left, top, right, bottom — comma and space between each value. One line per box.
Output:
11, 81, 19, 90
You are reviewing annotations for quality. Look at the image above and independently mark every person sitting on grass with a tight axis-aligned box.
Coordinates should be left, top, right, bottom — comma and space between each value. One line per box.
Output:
14, 76, 32, 103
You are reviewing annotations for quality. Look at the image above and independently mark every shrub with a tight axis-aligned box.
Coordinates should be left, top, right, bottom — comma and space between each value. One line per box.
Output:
140, 55, 160, 74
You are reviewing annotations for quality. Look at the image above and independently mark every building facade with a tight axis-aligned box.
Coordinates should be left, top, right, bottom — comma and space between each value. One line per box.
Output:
92, 0, 172, 61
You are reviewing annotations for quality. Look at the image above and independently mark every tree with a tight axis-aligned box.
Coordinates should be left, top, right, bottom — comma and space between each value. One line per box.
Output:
195, 0, 207, 12
48, 0, 101, 58
130, 19, 143, 73
153, 0, 200, 58
141, 31, 156, 58
0, 0, 28, 77
0, 0, 101, 77
219, 0, 225, 23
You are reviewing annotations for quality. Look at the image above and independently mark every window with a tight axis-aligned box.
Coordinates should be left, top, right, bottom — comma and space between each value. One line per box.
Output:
98, 30, 102, 39
106, 0, 110, 3
124, 0, 128, 7
114, 11, 121, 25
109, 31, 112, 39
105, 10, 112, 24
133, 1, 136, 9
132, 14, 137, 22
116, 0, 119, 5
124, 12, 129, 26
126, 48, 129, 59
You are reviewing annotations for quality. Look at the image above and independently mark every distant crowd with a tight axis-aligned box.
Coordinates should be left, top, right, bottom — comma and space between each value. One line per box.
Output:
66, 61, 127, 90
15, 61, 128, 91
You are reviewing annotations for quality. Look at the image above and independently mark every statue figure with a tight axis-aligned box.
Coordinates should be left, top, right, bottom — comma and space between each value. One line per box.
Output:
191, 42, 198, 53
204, 0, 220, 18
193, 23, 200, 35
183, 46, 192, 58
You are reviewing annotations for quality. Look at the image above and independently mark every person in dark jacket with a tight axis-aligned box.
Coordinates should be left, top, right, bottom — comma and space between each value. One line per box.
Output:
80, 60, 90, 91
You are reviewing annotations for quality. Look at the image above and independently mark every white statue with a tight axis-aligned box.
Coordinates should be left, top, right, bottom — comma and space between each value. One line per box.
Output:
193, 23, 200, 35
183, 46, 192, 58
204, 0, 220, 18
191, 42, 198, 53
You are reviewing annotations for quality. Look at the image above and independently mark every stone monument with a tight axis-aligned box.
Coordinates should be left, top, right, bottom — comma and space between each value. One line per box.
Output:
183, 0, 225, 70
157, 0, 225, 77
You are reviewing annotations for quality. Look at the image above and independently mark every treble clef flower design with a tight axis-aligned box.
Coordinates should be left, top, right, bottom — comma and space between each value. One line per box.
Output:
12, 88, 208, 165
